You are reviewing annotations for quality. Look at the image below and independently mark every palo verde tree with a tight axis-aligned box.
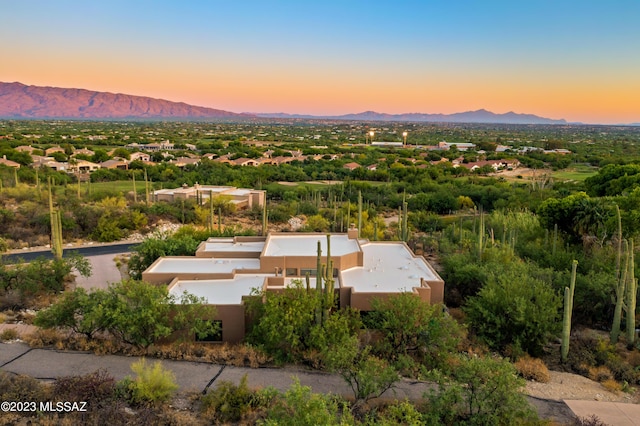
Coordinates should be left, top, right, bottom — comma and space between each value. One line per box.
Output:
36, 279, 218, 349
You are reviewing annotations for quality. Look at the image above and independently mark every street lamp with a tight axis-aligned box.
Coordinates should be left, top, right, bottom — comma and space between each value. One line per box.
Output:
402, 131, 408, 145
369, 131, 375, 145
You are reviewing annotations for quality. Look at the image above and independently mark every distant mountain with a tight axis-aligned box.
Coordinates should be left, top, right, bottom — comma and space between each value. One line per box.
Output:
0, 82, 249, 119
256, 109, 568, 125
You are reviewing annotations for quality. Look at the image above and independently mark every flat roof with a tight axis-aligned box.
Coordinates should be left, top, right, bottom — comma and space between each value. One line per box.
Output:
169, 274, 269, 304
263, 234, 359, 257
202, 240, 265, 253
341, 243, 439, 293
148, 257, 261, 274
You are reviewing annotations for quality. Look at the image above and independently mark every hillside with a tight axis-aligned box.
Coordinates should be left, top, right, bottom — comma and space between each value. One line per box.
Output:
0, 82, 248, 119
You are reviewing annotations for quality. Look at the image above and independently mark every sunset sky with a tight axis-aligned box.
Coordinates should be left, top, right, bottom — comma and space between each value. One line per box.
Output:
2, 1, 639, 124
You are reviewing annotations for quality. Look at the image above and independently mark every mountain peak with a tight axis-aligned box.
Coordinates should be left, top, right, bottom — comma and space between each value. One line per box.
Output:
0, 82, 248, 119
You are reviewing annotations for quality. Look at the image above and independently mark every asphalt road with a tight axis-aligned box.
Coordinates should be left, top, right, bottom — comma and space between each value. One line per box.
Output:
2, 242, 138, 264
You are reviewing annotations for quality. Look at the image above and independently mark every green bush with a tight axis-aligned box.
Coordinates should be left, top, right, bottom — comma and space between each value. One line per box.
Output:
425, 355, 538, 425
263, 378, 344, 426
464, 262, 561, 356
201, 374, 257, 423
123, 358, 178, 405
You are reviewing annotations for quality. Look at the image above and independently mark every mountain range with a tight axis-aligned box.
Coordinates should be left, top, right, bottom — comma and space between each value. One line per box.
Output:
0, 81, 569, 124
254, 110, 568, 124
0, 82, 247, 119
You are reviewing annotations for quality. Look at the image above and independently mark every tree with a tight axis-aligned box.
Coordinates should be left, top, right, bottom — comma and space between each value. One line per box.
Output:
464, 263, 561, 356
367, 293, 464, 372
34, 287, 108, 339
425, 355, 538, 425
247, 281, 359, 363
323, 337, 398, 411
36, 279, 217, 349
100, 279, 217, 348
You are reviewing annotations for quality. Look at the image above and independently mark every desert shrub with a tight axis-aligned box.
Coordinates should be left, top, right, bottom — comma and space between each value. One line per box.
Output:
425, 355, 538, 425
123, 358, 179, 405
601, 378, 622, 393
367, 293, 464, 373
0, 328, 18, 341
54, 369, 116, 406
200, 374, 258, 423
588, 365, 613, 382
571, 415, 609, 426
263, 378, 343, 426
464, 262, 561, 356
0, 312, 6, 323
372, 400, 425, 425
514, 356, 550, 383
23, 328, 66, 348
0, 371, 52, 403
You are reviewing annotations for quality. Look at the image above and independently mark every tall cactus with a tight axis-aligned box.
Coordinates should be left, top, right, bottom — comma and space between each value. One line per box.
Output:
626, 239, 637, 348
144, 168, 150, 205
262, 200, 268, 236
48, 177, 63, 260
357, 190, 363, 238
132, 172, 138, 204
611, 240, 629, 343
477, 208, 485, 259
315, 241, 323, 325
402, 200, 409, 242
561, 260, 578, 362
323, 234, 335, 323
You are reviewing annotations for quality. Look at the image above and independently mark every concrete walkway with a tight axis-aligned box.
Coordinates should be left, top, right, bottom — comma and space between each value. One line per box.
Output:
565, 400, 640, 425
4, 341, 640, 423
0, 342, 426, 400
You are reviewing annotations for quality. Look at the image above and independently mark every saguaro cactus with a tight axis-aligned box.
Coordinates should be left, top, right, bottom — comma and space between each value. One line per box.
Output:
357, 190, 363, 238
561, 260, 578, 362
611, 240, 630, 343
48, 177, 63, 260
626, 239, 637, 348
262, 200, 268, 236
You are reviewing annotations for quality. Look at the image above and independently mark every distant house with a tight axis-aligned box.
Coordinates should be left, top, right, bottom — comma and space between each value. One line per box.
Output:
73, 148, 95, 157
153, 183, 265, 210
100, 159, 129, 170
343, 162, 361, 171
366, 164, 378, 171
0, 155, 20, 168
171, 157, 201, 167
129, 152, 151, 162
460, 159, 519, 171
15, 145, 36, 153
69, 160, 101, 174
436, 141, 476, 151
233, 158, 260, 167
45, 146, 66, 156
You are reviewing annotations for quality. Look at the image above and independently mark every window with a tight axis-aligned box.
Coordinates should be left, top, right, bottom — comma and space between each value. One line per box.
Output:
300, 268, 318, 277
285, 268, 298, 276
195, 320, 223, 342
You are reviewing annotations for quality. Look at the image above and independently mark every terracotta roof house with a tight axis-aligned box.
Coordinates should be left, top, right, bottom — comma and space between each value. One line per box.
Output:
142, 230, 444, 343
343, 162, 361, 171
0, 155, 20, 168
73, 148, 95, 157
15, 145, 36, 153
171, 157, 201, 167
100, 159, 129, 170
129, 152, 151, 162
233, 158, 260, 167
45, 146, 66, 155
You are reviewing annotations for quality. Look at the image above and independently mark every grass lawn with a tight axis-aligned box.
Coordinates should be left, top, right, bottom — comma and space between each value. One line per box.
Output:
551, 164, 598, 181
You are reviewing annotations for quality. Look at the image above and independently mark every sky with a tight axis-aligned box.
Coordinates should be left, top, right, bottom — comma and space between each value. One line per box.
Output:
2, 0, 639, 124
